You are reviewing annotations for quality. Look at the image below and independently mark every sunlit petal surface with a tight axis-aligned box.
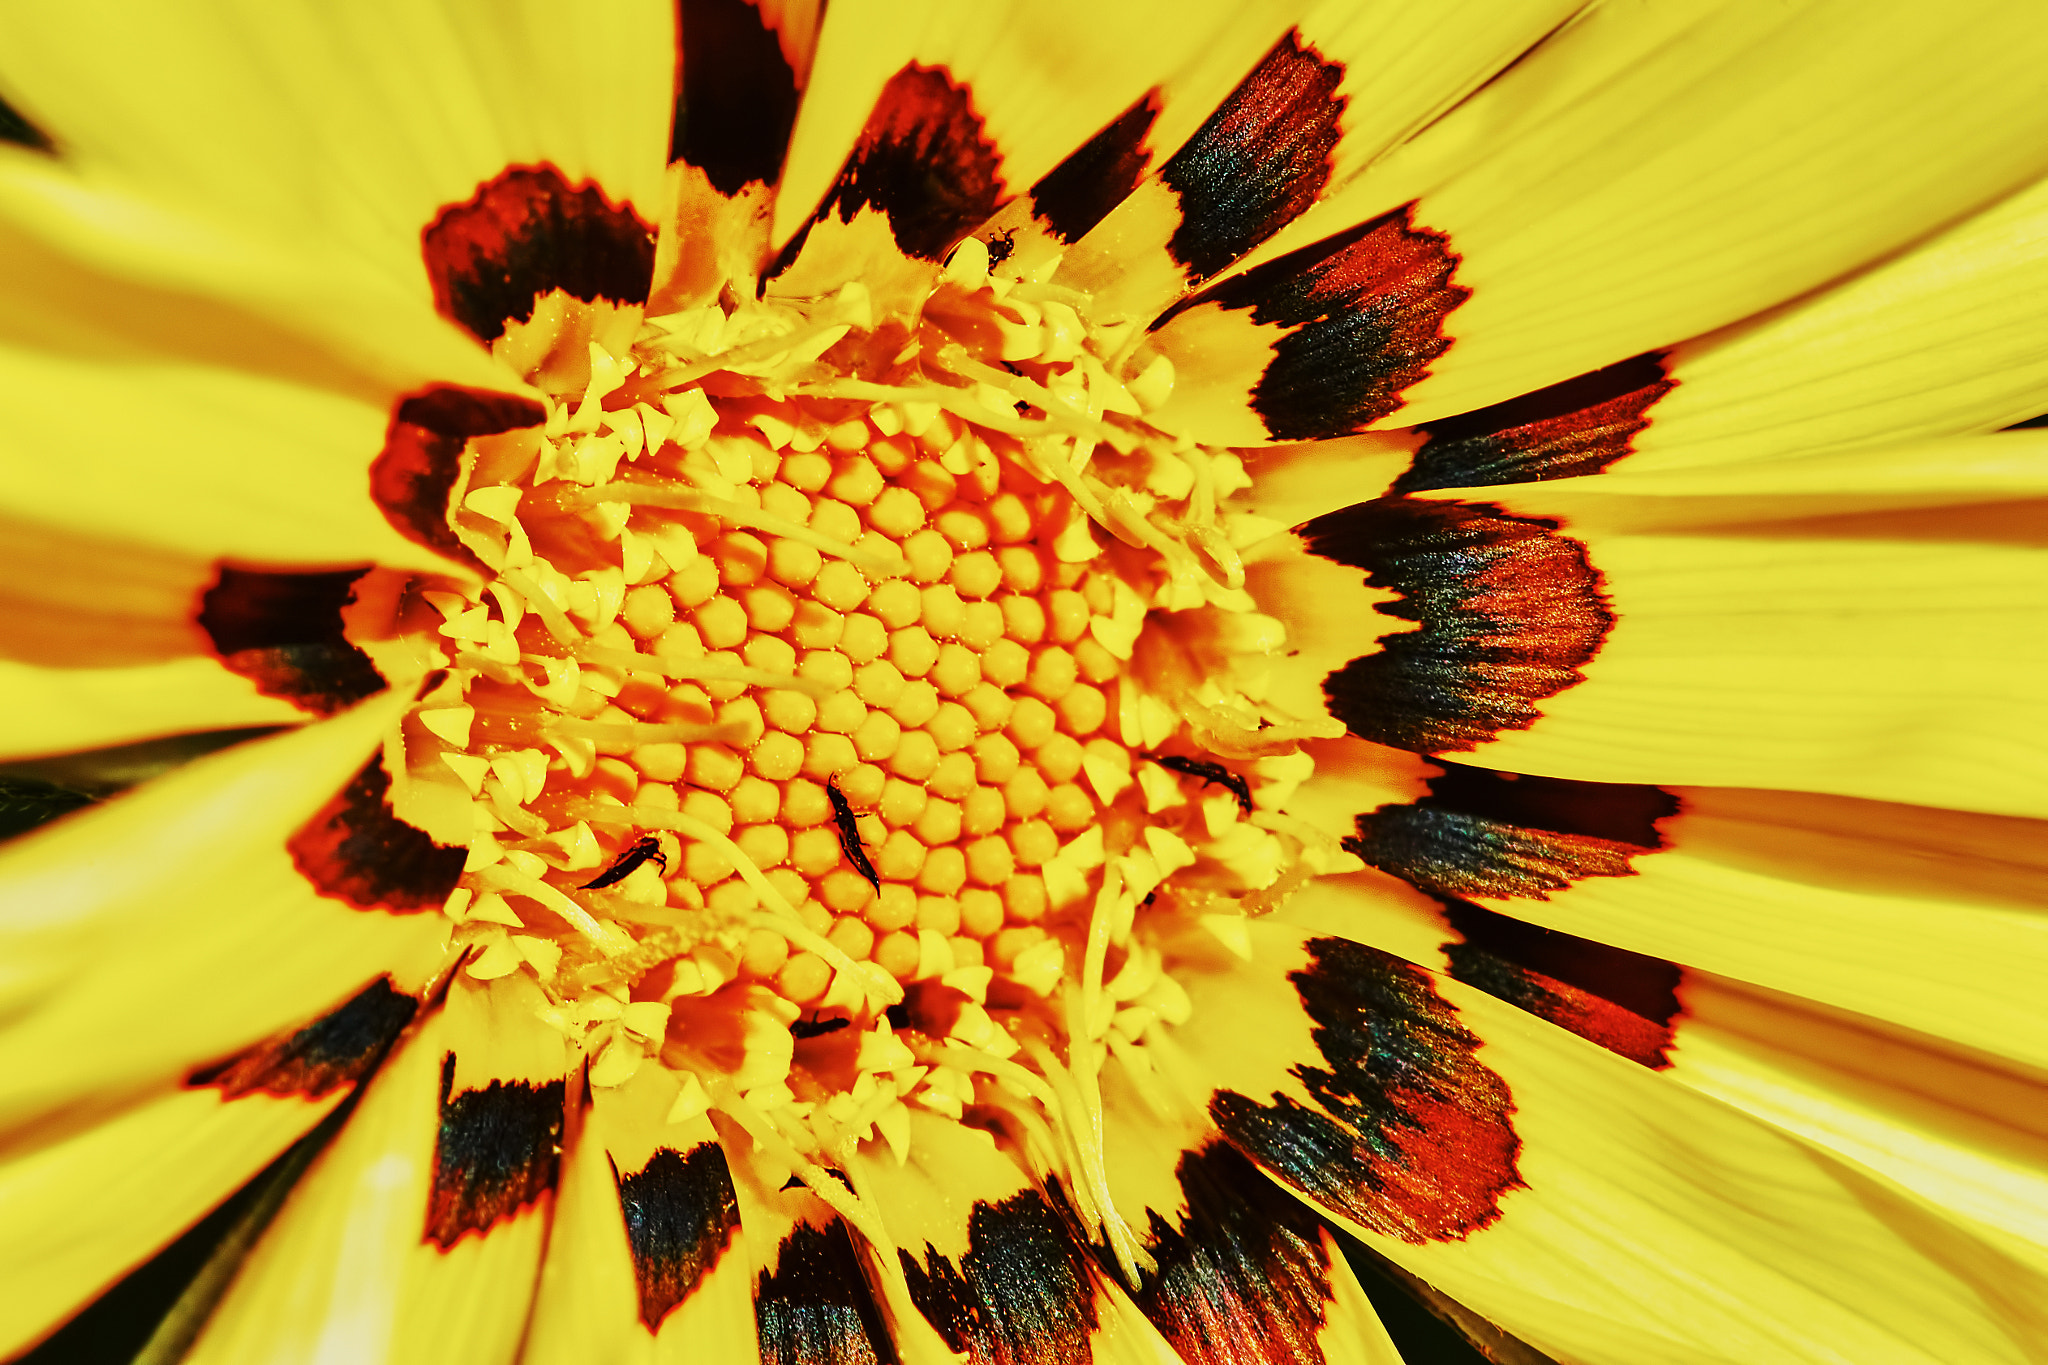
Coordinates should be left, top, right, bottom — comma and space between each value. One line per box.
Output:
2, 3, 2044, 1364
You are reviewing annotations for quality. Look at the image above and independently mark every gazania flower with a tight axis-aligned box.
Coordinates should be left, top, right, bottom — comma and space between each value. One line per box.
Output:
5, 1, 2048, 1363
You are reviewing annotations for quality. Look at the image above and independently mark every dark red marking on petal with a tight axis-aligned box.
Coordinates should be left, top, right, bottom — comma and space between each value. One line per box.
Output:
773, 64, 1004, 272
1210, 937, 1521, 1243
1126, 1142, 1335, 1365
616, 1142, 742, 1330
756, 1218, 900, 1365
1442, 904, 1680, 1069
1031, 94, 1160, 244
422, 165, 656, 345
424, 1054, 565, 1248
0, 93, 54, 153
1158, 32, 1345, 283
1395, 354, 1673, 493
187, 976, 418, 1100
1166, 206, 1466, 442
674, 0, 801, 193
900, 1190, 1097, 1365
288, 755, 466, 913
1297, 498, 1610, 754
197, 567, 386, 716
371, 384, 546, 567
1347, 763, 1674, 901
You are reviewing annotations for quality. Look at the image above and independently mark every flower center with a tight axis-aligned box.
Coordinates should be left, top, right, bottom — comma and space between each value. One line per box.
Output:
399, 237, 1337, 1271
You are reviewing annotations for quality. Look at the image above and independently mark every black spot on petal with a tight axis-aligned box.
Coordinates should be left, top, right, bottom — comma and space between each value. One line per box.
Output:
774, 64, 1004, 271
1128, 1143, 1335, 1365
1298, 498, 1610, 754
616, 1142, 742, 1329
425, 1055, 564, 1248
197, 567, 387, 716
1441, 904, 1680, 1069
1396, 354, 1673, 493
370, 384, 545, 568
1164, 206, 1466, 442
757, 1219, 899, 1365
900, 1191, 1097, 1365
1031, 94, 1159, 244
422, 164, 655, 344
1211, 938, 1520, 1244
188, 977, 418, 1099
288, 756, 466, 913
674, 0, 802, 193
1347, 764, 1675, 902
0, 91, 54, 153
1160, 32, 1345, 283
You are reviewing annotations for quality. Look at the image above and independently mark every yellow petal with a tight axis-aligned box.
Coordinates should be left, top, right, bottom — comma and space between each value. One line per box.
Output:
0, 688, 449, 1131
1168, 915, 2048, 1365
184, 976, 571, 1365
1629, 172, 2048, 470
1054, 0, 1577, 327
1671, 975, 2048, 1271
0, 0, 670, 316
523, 1068, 754, 1365
0, 1086, 341, 1358
1209, 0, 2048, 434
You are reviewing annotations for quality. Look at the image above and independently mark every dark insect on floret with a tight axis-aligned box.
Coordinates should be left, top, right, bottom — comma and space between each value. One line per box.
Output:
825, 777, 880, 890
1148, 753, 1253, 815
582, 835, 667, 889
790, 1015, 851, 1039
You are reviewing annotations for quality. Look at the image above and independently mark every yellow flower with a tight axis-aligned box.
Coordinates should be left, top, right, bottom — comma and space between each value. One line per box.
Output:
3, 2, 2047, 1364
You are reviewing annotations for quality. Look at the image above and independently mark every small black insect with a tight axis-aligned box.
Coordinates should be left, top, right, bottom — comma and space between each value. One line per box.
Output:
581, 835, 666, 889
985, 227, 1017, 267
790, 1014, 850, 1039
1148, 754, 1253, 815
825, 777, 881, 890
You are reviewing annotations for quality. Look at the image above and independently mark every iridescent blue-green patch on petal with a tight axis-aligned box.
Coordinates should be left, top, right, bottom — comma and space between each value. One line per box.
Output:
424, 1054, 565, 1248
1346, 763, 1674, 902
756, 1218, 899, 1365
900, 1190, 1097, 1365
616, 1141, 742, 1330
1158, 31, 1345, 283
1128, 1142, 1337, 1365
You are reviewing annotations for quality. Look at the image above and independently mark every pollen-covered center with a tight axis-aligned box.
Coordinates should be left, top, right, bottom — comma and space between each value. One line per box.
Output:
392, 238, 1338, 1265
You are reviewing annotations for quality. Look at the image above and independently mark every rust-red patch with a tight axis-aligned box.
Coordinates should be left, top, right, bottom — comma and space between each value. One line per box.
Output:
1442, 904, 1680, 1069
1396, 353, 1674, 492
188, 976, 418, 1099
1159, 30, 1346, 283
197, 566, 387, 715
422, 164, 655, 345
288, 755, 465, 913
1298, 498, 1610, 754
1173, 206, 1466, 442
1209, 938, 1521, 1243
369, 384, 545, 567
